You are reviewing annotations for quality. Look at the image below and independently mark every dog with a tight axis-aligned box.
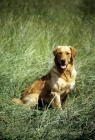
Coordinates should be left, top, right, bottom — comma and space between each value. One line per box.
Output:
12, 46, 77, 110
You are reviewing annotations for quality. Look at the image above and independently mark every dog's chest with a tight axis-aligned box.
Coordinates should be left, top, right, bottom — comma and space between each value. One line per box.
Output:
52, 71, 76, 94
54, 78, 73, 93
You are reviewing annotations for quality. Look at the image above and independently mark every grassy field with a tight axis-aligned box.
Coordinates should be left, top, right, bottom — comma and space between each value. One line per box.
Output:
0, 0, 95, 139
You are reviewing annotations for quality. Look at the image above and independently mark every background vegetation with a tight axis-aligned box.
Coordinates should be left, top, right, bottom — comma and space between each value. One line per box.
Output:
0, 0, 95, 139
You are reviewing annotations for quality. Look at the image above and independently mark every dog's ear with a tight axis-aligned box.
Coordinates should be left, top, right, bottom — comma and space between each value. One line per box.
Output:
53, 48, 57, 56
70, 47, 77, 59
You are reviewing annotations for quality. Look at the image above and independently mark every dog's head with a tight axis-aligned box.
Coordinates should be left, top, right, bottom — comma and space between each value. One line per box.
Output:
53, 46, 77, 70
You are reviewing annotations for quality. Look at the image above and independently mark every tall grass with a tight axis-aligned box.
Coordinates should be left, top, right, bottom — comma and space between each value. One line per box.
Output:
0, 0, 95, 139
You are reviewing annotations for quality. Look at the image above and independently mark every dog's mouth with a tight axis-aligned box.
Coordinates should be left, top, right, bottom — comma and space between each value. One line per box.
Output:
60, 64, 67, 69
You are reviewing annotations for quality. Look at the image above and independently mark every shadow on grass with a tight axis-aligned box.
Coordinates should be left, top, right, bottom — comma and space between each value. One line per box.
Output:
79, 0, 95, 15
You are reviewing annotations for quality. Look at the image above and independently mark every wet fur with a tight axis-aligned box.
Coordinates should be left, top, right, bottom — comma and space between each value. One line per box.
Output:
12, 46, 77, 110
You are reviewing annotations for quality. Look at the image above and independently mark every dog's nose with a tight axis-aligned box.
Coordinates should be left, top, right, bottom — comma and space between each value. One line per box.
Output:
61, 59, 66, 64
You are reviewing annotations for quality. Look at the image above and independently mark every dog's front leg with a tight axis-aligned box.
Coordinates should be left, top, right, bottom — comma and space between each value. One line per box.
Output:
51, 92, 62, 110
61, 94, 68, 109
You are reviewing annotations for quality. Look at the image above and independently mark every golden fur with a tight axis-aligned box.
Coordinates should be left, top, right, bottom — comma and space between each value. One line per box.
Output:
12, 46, 77, 110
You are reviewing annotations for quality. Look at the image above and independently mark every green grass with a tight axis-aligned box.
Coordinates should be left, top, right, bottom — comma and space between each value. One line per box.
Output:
0, 0, 95, 139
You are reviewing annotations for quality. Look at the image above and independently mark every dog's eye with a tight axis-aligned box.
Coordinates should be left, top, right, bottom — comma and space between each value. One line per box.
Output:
66, 52, 70, 55
58, 52, 62, 55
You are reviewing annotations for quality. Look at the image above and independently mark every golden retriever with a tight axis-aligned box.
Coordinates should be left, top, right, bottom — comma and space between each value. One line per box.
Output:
12, 46, 77, 110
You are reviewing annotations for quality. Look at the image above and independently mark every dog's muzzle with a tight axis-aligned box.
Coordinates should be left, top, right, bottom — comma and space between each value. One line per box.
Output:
60, 59, 67, 69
